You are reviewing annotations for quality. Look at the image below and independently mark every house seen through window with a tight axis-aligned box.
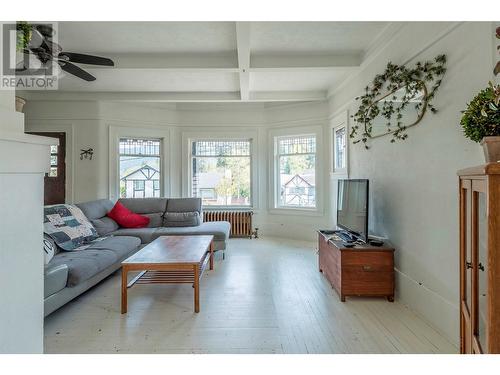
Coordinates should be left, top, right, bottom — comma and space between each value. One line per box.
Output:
49, 145, 58, 177
335, 126, 346, 170
277, 135, 316, 208
119, 138, 161, 198
191, 140, 251, 207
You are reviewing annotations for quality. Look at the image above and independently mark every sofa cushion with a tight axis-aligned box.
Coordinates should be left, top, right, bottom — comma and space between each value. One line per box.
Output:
90, 216, 119, 236
119, 198, 168, 227
47, 236, 141, 287
166, 198, 202, 213
152, 221, 231, 242
141, 213, 164, 228
76, 199, 114, 220
118, 198, 167, 214
107, 201, 150, 228
76, 199, 119, 235
85, 236, 141, 258
163, 211, 202, 227
44, 263, 68, 298
110, 228, 156, 244
44, 204, 99, 251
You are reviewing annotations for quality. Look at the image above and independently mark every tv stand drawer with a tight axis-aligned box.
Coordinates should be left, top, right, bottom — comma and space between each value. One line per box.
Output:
342, 251, 393, 268
342, 266, 394, 295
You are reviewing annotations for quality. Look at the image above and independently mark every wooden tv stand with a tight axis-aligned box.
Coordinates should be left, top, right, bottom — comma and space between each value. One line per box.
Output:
318, 230, 395, 302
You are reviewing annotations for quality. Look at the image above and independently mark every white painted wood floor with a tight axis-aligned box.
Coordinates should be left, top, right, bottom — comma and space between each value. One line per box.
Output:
44, 237, 457, 354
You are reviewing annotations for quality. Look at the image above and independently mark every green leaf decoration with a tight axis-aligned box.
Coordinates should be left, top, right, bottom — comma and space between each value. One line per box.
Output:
16, 21, 32, 52
350, 55, 447, 147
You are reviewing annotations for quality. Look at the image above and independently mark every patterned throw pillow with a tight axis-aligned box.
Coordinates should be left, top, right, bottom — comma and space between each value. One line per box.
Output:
44, 204, 99, 251
43, 234, 55, 264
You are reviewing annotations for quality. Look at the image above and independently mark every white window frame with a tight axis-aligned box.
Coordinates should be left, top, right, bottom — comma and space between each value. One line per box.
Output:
269, 125, 324, 215
109, 125, 171, 201
119, 138, 162, 199
182, 131, 258, 210
330, 111, 349, 178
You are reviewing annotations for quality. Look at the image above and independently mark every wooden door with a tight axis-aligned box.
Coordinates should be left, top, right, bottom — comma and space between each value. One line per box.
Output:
26, 132, 66, 205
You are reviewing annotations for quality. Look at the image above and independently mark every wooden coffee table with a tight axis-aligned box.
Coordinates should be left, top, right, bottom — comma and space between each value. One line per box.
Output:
121, 235, 214, 314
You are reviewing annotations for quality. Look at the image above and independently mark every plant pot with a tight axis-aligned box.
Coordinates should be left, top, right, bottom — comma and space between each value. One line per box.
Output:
15, 96, 26, 113
481, 136, 500, 162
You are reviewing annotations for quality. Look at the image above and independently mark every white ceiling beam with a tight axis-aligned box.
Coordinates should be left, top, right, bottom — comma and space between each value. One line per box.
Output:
19, 91, 241, 102
236, 22, 251, 101
250, 91, 327, 102
102, 53, 238, 71
250, 54, 361, 71
19, 90, 327, 103
75, 52, 360, 73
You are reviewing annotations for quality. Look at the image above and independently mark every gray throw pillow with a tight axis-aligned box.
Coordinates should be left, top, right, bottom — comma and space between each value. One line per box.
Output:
163, 212, 201, 227
91, 216, 119, 236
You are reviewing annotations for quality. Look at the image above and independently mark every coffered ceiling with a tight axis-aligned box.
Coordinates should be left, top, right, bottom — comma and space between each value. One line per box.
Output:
21, 21, 393, 103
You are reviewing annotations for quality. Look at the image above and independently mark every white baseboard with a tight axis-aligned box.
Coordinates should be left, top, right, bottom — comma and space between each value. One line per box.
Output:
395, 268, 460, 348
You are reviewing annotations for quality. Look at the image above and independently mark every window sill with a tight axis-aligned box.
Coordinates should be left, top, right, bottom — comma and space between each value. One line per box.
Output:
330, 171, 348, 179
203, 206, 254, 211
268, 207, 324, 217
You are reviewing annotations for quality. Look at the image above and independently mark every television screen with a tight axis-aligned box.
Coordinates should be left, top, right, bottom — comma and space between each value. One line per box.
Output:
337, 179, 369, 242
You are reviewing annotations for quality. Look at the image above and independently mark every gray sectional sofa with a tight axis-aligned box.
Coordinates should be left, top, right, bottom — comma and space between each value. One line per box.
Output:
44, 197, 231, 316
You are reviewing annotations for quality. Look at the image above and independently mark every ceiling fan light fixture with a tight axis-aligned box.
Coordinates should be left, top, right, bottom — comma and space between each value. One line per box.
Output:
51, 61, 62, 76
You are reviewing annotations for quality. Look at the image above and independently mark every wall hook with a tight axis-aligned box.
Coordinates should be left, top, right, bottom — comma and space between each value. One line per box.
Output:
80, 148, 94, 160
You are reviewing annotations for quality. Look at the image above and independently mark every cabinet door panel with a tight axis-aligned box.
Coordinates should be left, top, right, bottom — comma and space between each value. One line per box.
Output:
461, 301, 472, 354
460, 180, 472, 315
475, 189, 488, 352
471, 179, 487, 353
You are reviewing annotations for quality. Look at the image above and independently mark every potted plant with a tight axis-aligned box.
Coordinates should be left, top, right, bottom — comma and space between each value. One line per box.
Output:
14, 22, 31, 113
460, 82, 500, 162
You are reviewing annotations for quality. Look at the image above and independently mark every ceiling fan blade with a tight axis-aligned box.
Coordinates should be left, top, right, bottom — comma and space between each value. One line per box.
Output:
59, 61, 96, 81
59, 52, 114, 66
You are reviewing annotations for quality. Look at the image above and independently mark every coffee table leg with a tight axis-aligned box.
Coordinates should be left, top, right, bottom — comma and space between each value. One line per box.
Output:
209, 241, 214, 270
194, 264, 200, 313
121, 266, 128, 314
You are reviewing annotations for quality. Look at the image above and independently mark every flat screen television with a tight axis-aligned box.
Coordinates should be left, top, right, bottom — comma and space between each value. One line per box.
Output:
337, 179, 369, 242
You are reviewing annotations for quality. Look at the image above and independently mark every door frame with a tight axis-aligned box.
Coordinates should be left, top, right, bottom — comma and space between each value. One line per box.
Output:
27, 131, 66, 205
24, 123, 74, 203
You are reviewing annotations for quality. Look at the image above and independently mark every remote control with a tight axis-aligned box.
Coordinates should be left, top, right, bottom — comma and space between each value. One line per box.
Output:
369, 239, 384, 246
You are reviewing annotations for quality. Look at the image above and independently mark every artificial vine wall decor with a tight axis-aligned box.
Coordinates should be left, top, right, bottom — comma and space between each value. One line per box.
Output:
350, 54, 447, 148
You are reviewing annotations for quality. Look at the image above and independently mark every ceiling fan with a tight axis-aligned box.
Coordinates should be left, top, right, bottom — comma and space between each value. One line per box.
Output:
17, 24, 114, 81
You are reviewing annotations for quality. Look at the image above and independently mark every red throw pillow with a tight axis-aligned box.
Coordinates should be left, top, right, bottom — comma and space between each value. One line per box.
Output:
107, 201, 150, 228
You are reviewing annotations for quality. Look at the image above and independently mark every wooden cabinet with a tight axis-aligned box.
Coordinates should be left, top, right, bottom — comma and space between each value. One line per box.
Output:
458, 163, 500, 354
318, 231, 395, 302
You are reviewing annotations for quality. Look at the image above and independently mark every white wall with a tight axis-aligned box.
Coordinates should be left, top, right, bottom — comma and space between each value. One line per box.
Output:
25, 100, 332, 241
328, 22, 493, 345
0, 21, 47, 352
